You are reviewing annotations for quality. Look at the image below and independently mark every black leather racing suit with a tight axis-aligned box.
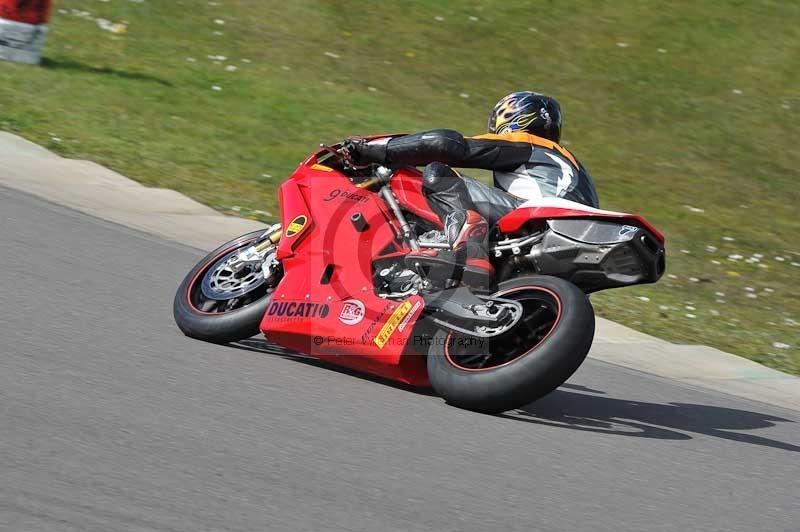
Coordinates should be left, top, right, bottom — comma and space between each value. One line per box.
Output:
357, 129, 599, 228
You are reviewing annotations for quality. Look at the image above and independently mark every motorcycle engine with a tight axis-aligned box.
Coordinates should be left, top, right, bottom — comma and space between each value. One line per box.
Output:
375, 263, 422, 299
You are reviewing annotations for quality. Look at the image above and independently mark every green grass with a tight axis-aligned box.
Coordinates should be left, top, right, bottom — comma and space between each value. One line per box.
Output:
2, 0, 798, 373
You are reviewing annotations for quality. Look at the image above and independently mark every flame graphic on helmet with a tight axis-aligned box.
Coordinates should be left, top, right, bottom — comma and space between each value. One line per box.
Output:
489, 92, 542, 134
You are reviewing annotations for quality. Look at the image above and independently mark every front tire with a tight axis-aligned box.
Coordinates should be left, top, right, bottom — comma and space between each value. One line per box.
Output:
427, 276, 595, 413
173, 230, 276, 343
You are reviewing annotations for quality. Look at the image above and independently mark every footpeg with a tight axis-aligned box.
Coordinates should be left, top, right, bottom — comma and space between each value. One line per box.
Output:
421, 287, 523, 337
467, 302, 511, 323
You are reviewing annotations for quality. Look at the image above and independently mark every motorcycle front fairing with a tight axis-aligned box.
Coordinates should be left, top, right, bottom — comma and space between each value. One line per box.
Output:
388, 167, 442, 227
260, 159, 429, 386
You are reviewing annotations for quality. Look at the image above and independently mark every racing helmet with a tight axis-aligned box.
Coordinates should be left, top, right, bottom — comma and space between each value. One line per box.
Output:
487, 91, 562, 143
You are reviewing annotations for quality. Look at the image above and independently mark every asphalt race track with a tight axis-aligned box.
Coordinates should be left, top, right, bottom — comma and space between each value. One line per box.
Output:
2, 185, 798, 532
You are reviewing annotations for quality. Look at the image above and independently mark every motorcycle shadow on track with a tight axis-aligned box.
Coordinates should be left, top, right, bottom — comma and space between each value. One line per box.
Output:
503, 385, 800, 452
230, 338, 797, 451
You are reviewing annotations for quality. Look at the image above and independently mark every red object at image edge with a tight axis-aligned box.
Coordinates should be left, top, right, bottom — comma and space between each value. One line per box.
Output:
0, 0, 52, 25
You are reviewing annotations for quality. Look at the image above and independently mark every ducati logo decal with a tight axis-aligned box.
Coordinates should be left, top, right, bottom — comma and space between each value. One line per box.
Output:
267, 301, 329, 318
374, 300, 414, 349
285, 215, 308, 238
338, 299, 365, 325
323, 189, 370, 204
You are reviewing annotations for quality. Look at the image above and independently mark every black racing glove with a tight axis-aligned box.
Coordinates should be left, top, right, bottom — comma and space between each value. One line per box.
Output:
341, 137, 389, 165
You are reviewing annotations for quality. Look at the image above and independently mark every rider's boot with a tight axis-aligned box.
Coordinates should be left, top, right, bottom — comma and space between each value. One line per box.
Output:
407, 210, 494, 287
446, 210, 494, 286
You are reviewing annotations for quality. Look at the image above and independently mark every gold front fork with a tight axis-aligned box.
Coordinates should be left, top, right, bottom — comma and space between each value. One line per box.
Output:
254, 228, 282, 252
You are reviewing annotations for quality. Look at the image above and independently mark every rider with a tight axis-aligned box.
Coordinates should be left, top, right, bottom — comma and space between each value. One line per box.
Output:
344, 91, 599, 284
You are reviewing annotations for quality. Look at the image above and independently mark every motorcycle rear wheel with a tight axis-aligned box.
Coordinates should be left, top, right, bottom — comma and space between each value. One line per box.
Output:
173, 230, 276, 344
426, 275, 595, 413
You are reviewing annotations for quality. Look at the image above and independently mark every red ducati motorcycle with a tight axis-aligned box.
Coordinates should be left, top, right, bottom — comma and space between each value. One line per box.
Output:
174, 139, 665, 413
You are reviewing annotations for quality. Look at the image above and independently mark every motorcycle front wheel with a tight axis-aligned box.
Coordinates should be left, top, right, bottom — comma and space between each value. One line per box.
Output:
426, 275, 595, 414
173, 230, 279, 344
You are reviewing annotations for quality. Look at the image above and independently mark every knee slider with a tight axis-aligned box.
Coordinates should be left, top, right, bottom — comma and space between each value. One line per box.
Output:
422, 163, 459, 193
422, 172, 441, 193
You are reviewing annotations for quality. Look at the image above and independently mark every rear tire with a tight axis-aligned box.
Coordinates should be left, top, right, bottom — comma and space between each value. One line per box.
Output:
427, 276, 594, 413
173, 230, 275, 344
